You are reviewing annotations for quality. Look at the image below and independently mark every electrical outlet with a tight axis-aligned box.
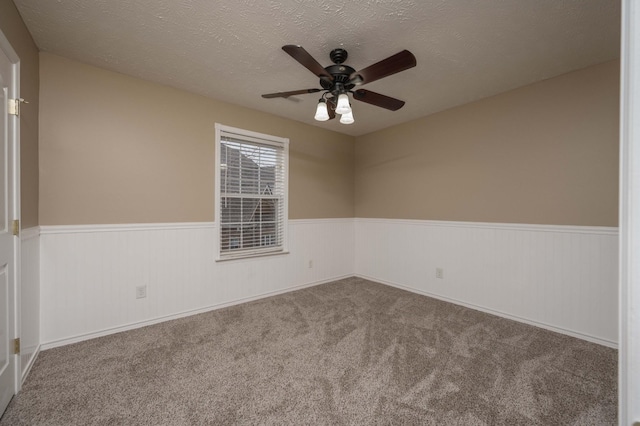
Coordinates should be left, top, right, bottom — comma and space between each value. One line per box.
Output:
308, 260, 313, 269
436, 268, 444, 279
136, 285, 147, 299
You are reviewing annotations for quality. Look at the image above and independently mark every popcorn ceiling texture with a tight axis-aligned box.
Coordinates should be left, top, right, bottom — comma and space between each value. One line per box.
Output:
13, 0, 620, 136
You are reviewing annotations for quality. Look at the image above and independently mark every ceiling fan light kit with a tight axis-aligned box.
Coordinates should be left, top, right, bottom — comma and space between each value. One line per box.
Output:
314, 99, 330, 121
335, 93, 352, 115
262, 45, 416, 125
339, 110, 355, 125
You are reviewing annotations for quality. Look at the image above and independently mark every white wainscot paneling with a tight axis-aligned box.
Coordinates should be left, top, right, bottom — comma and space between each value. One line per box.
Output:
355, 219, 619, 347
20, 227, 40, 381
40, 219, 354, 348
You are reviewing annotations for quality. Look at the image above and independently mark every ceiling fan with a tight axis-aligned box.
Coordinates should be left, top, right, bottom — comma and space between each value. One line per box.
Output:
262, 45, 417, 124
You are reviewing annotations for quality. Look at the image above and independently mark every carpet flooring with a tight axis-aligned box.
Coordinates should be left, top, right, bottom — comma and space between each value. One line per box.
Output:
0, 277, 617, 425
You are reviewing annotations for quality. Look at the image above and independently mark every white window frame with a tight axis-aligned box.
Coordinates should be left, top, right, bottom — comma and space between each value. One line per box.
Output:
215, 123, 289, 261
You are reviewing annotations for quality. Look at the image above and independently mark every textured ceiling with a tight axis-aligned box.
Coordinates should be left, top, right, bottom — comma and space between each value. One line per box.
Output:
13, 0, 620, 136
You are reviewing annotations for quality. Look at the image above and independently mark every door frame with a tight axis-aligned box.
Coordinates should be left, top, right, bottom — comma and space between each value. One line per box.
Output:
620, 1, 640, 424
0, 28, 21, 397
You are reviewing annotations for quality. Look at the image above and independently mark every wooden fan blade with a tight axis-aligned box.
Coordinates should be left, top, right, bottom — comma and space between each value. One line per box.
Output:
282, 45, 333, 80
352, 89, 405, 111
349, 50, 416, 86
262, 88, 321, 99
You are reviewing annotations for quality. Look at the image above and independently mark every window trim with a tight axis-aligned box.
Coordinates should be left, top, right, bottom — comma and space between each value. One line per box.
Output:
214, 123, 289, 261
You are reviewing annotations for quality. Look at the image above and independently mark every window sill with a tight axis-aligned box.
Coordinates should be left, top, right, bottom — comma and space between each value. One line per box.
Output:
215, 250, 290, 263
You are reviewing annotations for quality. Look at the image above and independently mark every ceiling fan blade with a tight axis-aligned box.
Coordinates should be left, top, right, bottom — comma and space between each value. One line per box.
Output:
352, 89, 405, 111
262, 88, 321, 99
349, 50, 416, 86
282, 45, 334, 81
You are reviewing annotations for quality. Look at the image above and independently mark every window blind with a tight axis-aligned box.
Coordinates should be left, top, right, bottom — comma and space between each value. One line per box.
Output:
216, 125, 288, 259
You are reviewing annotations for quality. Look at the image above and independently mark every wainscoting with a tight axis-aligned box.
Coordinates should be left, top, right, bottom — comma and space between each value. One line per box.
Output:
38, 218, 618, 350
355, 218, 619, 347
39, 219, 355, 348
20, 227, 40, 381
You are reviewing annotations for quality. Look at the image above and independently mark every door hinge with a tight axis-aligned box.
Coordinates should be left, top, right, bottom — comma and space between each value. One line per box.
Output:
7, 98, 28, 116
13, 338, 20, 355
11, 219, 19, 236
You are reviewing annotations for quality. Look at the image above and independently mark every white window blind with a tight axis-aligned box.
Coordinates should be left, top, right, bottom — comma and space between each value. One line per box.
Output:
215, 124, 288, 260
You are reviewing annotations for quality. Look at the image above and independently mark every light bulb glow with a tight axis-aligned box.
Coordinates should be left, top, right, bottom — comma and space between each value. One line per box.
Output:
335, 94, 351, 114
340, 110, 354, 124
314, 100, 330, 121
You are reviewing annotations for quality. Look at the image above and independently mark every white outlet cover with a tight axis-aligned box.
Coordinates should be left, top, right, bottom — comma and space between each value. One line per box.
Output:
136, 285, 147, 299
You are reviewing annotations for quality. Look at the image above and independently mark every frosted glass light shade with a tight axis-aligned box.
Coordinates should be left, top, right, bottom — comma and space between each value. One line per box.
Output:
335, 94, 351, 114
314, 100, 330, 121
340, 110, 354, 124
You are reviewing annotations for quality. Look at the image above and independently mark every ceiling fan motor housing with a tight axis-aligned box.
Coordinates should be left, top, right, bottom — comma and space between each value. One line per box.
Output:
321, 64, 356, 90
319, 48, 357, 93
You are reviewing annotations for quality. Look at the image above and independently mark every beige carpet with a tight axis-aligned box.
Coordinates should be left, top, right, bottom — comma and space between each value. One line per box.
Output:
0, 277, 617, 425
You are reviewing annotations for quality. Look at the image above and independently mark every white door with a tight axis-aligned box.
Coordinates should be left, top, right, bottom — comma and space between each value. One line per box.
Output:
0, 43, 16, 415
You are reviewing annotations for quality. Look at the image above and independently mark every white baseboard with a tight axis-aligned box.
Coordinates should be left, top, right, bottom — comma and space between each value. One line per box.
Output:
41, 274, 351, 350
38, 218, 618, 352
355, 218, 618, 347
357, 273, 617, 349
40, 219, 355, 346
42, 270, 617, 351
20, 344, 40, 385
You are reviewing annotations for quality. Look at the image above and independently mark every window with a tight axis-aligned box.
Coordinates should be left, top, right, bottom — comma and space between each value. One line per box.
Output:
215, 124, 288, 260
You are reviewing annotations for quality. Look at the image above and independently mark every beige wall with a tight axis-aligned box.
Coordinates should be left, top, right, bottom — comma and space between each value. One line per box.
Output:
39, 53, 619, 227
355, 60, 620, 227
39, 53, 354, 225
0, 0, 39, 228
